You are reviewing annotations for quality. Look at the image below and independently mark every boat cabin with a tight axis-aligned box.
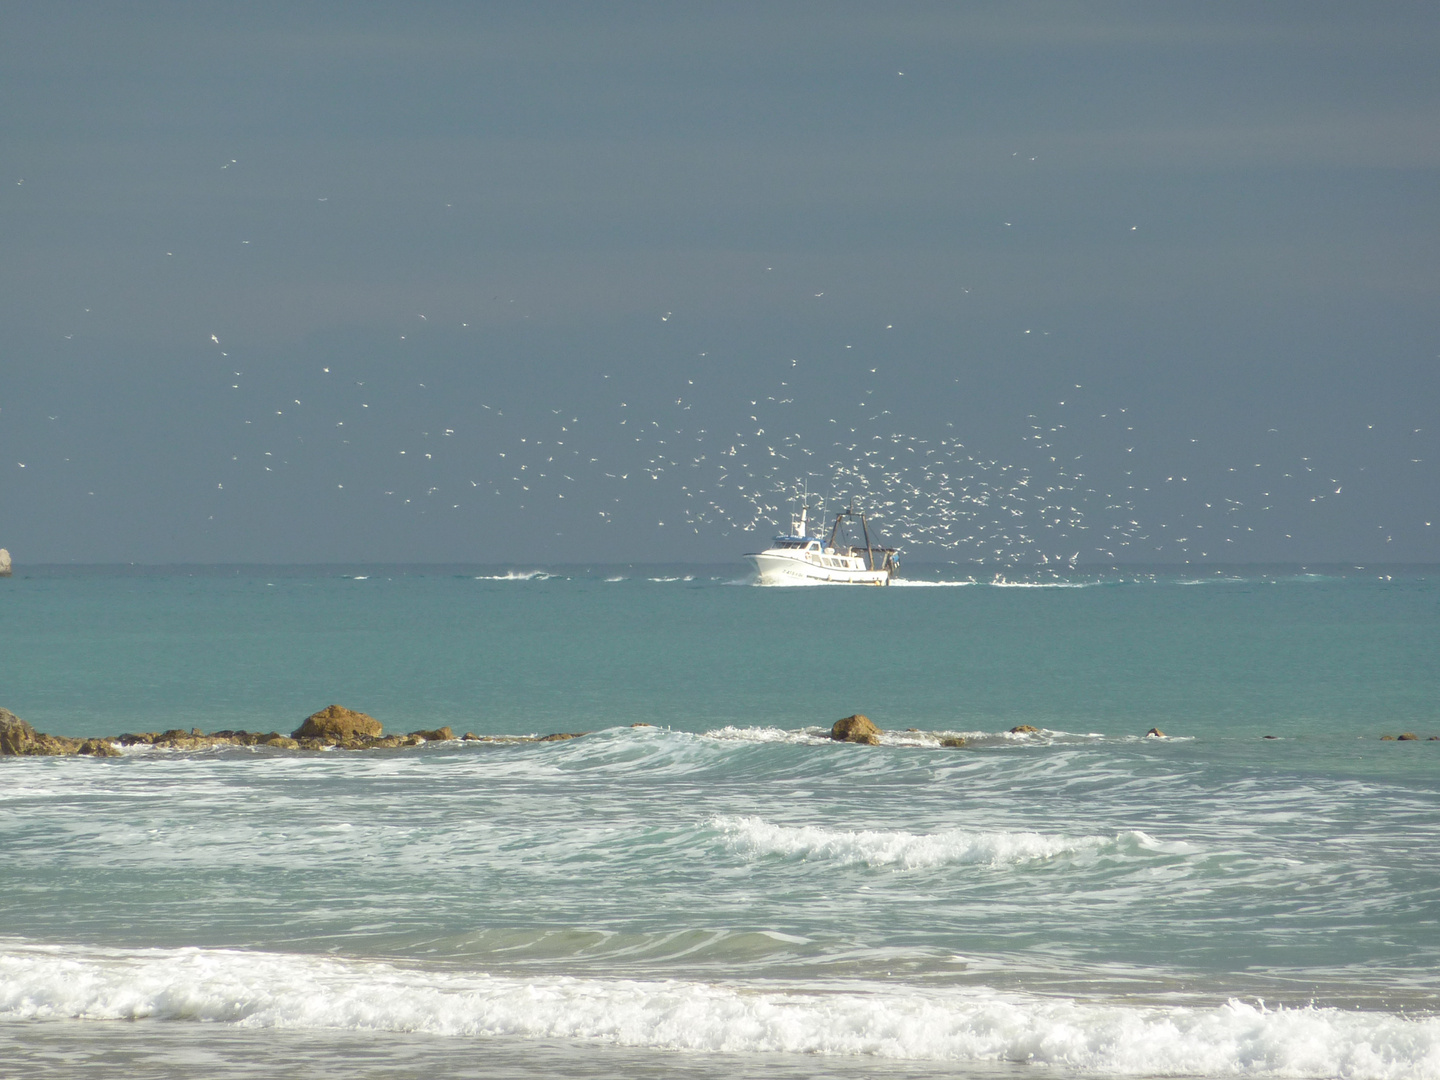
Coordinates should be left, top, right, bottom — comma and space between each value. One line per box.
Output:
771, 536, 823, 551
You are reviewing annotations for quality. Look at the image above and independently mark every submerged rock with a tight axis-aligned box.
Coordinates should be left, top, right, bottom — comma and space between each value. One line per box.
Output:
1397, 732, 1419, 741
1009, 725, 1040, 735
939, 736, 967, 748
1145, 727, 1166, 738
408, 727, 455, 742
292, 705, 383, 741
537, 732, 586, 742
831, 714, 881, 744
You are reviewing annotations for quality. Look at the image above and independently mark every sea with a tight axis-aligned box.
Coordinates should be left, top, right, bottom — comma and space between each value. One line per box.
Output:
1, 563, 1437, 1080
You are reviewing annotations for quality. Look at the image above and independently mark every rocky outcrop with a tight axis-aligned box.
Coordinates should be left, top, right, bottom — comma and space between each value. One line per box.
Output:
292, 705, 383, 741
2, 705, 597, 756
939, 736, 967, 748
0, 548, 11, 576
2, 708, 119, 757
1009, 725, 1040, 735
831, 714, 881, 745
1145, 727, 1166, 738
1397, 733, 1419, 741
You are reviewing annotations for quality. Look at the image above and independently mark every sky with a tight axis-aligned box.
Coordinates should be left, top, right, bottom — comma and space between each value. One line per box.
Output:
2, 2, 1437, 565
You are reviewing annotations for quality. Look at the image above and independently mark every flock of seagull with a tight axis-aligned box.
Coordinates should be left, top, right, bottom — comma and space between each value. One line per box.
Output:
206, 315, 1428, 565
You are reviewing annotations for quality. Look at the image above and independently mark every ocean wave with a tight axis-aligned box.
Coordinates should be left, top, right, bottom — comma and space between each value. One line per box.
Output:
471, 570, 555, 581
711, 816, 1192, 868
2, 943, 1435, 1076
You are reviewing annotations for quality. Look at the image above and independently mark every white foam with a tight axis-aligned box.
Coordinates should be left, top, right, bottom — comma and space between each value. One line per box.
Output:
472, 570, 554, 581
888, 578, 975, 587
701, 726, 829, 744
986, 579, 1098, 588
712, 816, 1189, 868
2, 942, 1435, 1076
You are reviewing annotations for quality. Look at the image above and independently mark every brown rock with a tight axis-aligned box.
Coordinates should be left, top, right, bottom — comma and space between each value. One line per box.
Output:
1145, 727, 1166, 738
260, 734, 299, 749
408, 727, 456, 742
292, 704, 383, 741
1009, 725, 1040, 735
1380, 735, 1396, 741
939, 736, 967, 748
0, 709, 92, 756
537, 732, 586, 742
462, 732, 480, 741
631, 723, 653, 728
1, 708, 40, 755
78, 739, 122, 758
831, 714, 882, 743
1397, 733, 1419, 741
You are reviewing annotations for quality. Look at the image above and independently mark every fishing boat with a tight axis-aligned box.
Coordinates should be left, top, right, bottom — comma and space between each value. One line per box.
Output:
745, 497, 899, 586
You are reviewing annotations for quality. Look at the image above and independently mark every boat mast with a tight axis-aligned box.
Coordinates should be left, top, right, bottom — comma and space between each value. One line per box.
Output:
859, 506, 874, 570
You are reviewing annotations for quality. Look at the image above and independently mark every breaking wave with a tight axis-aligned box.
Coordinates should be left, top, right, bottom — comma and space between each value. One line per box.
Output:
2, 942, 1435, 1077
711, 816, 1193, 868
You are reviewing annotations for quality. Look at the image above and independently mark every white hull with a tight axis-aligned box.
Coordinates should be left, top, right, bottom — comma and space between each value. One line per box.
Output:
746, 551, 890, 586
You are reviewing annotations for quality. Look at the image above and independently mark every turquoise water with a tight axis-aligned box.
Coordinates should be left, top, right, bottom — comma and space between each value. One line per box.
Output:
2, 565, 1438, 1078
